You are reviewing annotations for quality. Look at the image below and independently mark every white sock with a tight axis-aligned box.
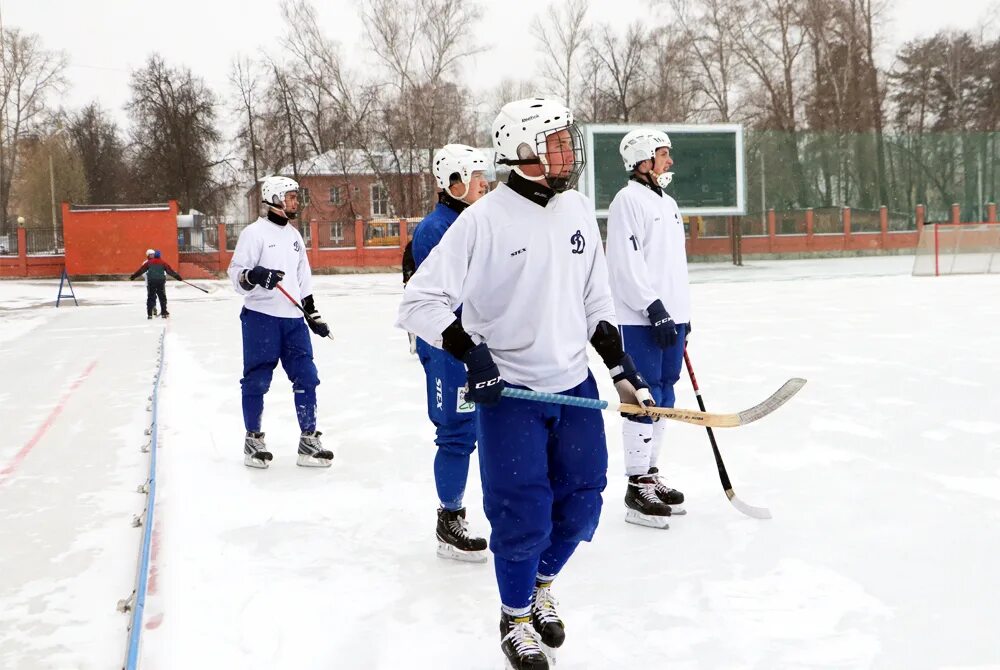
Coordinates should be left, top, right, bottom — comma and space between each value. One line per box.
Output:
623, 419, 653, 476
650, 419, 667, 469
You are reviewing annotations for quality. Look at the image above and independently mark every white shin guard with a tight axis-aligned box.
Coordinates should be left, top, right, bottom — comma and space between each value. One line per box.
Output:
623, 419, 654, 476
650, 419, 667, 469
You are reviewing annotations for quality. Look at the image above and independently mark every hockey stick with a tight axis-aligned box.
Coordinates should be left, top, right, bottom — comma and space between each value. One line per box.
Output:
684, 349, 772, 519
500, 375, 806, 429
178, 278, 208, 293
275, 283, 334, 341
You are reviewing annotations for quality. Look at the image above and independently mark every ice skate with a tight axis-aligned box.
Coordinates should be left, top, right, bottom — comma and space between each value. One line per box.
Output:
532, 581, 564, 662
243, 431, 272, 469
624, 475, 671, 529
436, 507, 487, 562
648, 466, 685, 514
500, 611, 549, 670
296, 430, 333, 467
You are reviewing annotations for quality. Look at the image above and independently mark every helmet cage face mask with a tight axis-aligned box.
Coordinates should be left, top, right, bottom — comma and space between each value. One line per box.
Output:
535, 123, 586, 193
501, 122, 586, 193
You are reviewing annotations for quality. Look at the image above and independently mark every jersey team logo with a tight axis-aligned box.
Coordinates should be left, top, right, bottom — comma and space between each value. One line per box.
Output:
293, 240, 301, 252
571, 230, 585, 254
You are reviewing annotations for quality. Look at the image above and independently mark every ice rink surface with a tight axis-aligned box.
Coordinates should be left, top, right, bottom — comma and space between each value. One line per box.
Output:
1, 255, 998, 669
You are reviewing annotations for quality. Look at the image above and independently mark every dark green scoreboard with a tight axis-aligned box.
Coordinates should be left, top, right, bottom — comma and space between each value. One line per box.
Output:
580, 124, 746, 217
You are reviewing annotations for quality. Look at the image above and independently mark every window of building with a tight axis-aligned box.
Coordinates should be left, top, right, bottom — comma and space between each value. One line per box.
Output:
329, 186, 342, 205
300, 187, 311, 205
370, 183, 390, 217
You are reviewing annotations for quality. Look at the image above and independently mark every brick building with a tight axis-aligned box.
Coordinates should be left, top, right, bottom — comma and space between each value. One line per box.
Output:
245, 150, 437, 238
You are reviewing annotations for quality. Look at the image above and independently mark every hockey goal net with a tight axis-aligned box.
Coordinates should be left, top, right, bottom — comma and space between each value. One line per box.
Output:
912, 222, 1000, 276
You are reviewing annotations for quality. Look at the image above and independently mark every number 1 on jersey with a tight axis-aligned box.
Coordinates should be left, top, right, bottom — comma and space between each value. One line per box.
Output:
629, 234, 639, 251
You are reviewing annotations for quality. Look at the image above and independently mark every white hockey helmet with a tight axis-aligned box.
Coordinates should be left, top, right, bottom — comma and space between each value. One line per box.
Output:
145, 248, 155, 257
432, 144, 489, 199
261, 175, 300, 215
492, 97, 585, 193
619, 129, 673, 188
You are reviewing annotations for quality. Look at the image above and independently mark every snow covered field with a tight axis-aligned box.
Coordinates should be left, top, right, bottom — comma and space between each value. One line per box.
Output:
1, 256, 999, 669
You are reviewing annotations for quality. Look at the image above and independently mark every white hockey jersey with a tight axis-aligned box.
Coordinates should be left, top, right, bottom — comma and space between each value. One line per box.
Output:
228, 217, 313, 319
606, 180, 691, 326
397, 183, 617, 393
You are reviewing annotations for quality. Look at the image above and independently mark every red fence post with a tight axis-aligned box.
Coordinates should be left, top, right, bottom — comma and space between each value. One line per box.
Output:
951, 203, 960, 224
842, 208, 852, 249
310, 219, 319, 268
217, 222, 227, 272
880, 205, 888, 248
805, 208, 814, 249
354, 217, 365, 267
767, 208, 776, 252
916, 204, 925, 232
18, 227, 27, 276
987, 203, 997, 223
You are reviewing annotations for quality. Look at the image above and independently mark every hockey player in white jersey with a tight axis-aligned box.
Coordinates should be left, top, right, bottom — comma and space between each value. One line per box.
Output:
398, 98, 653, 670
228, 175, 333, 469
606, 129, 691, 528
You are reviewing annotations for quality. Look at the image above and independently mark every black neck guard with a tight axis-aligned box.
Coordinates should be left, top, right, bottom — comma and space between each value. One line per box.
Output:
630, 173, 663, 197
507, 171, 556, 207
267, 210, 289, 226
438, 190, 469, 214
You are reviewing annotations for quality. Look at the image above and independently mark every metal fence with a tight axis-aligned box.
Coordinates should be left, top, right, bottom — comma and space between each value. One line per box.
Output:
317, 221, 356, 249
25, 228, 63, 255
178, 223, 219, 252
0, 232, 16, 255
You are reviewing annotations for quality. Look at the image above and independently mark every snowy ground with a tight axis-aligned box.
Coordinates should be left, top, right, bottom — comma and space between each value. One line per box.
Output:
1, 256, 999, 669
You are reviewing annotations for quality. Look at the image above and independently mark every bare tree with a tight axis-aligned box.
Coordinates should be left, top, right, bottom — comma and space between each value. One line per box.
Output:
730, 0, 811, 205
669, 0, 746, 122
590, 22, 652, 122
126, 54, 226, 213
230, 56, 262, 183
359, 0, 484, 216
531, 0, 590, 107
68, 102, 128, 203
0, 27, 66, 233
12, 131, 87, 231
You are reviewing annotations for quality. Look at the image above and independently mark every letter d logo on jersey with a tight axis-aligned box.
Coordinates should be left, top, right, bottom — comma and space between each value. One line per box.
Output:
571, 230, 585, 254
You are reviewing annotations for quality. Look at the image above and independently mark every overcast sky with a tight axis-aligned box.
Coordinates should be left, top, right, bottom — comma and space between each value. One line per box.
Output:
4, 0, 999, 131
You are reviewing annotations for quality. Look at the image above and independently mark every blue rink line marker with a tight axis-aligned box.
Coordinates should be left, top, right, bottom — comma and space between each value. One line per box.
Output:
123, 328, 166, 669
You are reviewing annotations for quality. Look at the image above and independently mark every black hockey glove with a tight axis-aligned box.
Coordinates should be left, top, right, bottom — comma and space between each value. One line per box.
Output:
246, 266, 285, 290
462, 343, 505, 407
301, 294, 330, 338
647, 299, 677, 349
611, 353, 654, 409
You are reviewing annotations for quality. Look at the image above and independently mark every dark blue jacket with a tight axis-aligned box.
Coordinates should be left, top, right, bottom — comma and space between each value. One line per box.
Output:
412, 196, 466, 269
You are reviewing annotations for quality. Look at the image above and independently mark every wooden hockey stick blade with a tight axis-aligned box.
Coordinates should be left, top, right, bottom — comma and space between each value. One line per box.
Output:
727, 489, 772, 519
618, 377, 807, 428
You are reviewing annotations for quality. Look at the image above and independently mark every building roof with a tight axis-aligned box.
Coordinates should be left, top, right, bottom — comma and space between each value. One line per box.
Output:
276, 149, 422, 178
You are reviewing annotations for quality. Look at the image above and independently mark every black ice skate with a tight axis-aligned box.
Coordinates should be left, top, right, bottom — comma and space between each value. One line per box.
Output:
161, 311, 170, 318
532, 581, 565, 656
624, 475, 671, 529
500, 612, 549, 670
297, 430, 333, 467
648, 466, 686, 514
244, 431, 272, 469
436, 507, 487, 563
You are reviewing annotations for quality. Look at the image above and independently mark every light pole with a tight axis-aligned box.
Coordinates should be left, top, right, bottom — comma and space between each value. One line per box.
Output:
48, 127, 68, 252
49, 151, 57, 251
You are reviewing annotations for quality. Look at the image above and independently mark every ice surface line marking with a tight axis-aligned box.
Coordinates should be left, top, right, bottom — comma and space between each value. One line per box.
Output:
0, 359, 98, 484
